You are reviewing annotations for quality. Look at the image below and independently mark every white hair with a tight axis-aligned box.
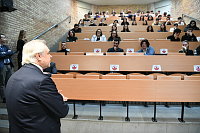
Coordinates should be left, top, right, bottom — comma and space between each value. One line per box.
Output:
22, 40, 48, 65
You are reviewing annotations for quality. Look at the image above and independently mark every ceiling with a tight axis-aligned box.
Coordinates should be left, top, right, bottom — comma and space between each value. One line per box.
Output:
78, 0, 163, 5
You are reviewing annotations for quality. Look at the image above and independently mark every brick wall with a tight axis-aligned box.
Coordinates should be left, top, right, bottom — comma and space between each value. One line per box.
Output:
0, 0, 75, 69
96, 5, 148, 14
171, 0, 200, 27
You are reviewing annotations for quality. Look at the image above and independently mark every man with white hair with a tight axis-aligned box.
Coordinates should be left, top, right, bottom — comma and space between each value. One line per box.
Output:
5, 40, 69, 133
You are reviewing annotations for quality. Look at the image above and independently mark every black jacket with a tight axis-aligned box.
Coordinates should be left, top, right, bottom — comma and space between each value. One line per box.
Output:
5, 64, 69, 133
181, 34, 197, 42
71, 28, 82, 33
107, 47, 124, 52
167, 35, 180, 41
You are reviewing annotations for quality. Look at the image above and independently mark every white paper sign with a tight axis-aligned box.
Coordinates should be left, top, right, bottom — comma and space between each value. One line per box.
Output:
94, 48, 101, 53
160, 49, 168, 54
139, 38, 145, 41
194, 65, 200, 72
152, 65, 162, 71
70, 64, 79, 71
126, 48, 134, 53
110, 65, 120, 71
65, 49, 70, 52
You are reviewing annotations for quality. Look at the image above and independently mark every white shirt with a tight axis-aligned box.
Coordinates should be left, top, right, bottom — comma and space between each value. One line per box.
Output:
31, 63, 43, 72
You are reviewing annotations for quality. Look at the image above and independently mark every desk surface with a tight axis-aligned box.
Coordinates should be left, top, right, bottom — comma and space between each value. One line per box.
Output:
51, 55, 200, 72
53, 78, 200, 102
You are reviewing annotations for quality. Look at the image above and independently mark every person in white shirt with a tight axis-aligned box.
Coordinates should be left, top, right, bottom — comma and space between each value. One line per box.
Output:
91, 29, 107, 42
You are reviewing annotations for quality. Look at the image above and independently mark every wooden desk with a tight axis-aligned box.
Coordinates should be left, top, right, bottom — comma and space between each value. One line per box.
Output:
61, 41, 200, 53
53, 78, 200, 102
51, 55, 200, 72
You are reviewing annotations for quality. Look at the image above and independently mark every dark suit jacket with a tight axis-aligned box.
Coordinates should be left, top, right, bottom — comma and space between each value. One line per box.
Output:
5, 64, 69, 133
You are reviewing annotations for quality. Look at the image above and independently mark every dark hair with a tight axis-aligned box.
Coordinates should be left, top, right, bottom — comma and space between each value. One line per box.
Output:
114, 20, 118, 23
122, 25, 130, 32
143, 20, 148, 25
132, 15, 136, 21
189, 20, 197, 27
147, 25, 154, 32
68, 30, 75, 37
139, 16, 145, 21
174, 23, 178, 26
18, 30, 26, 40
160, 23, 167, 32
96, 29, 103, 36
111, 25, 117, 32
74, 24, 79, 27
140, 39, 150, 47
114, 38, 120, 44
110, 31, 119, 38
147, 16, 154, 21
187, 28, 193, 32
132, 20, 137, 25
173, 29, 181, 35
177, 17, 182, 20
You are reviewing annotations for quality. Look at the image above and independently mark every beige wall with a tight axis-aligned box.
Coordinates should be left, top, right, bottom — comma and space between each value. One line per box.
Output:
171, 0, 200, 26
96, 5, 148, 14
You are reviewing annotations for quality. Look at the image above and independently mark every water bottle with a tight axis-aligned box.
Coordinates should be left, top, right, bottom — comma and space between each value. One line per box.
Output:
194, 50, 197, 56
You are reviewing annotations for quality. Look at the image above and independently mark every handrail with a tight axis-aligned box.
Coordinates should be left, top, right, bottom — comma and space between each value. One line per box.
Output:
32, 16, 71, 40
182, 14, 200, 22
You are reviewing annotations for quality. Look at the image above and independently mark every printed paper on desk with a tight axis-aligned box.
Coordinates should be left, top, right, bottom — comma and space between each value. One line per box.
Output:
160, 49, 168, 54
70, 64, 79, 71
94, 48, 101, 53
194, 65, 200, 72
110, 65, 119, 71
126, 48, 134, 53
152, 65, 161, 71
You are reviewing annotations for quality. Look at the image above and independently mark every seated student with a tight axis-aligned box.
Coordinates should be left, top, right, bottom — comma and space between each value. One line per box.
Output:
132, 20, 137, 25
109, 20, 120, 26
143, 20, 148, 25
137, 39, 155, 55
158, 23, 168, 32
121, 25, 130, 32
98, 18, 107, 26
107, 39, 124, 52
147, 15, 154, 21
166, 20, 173, 25
181, 28, 198, 42
157, 15, 162, 20
131, 15, 136, 21
147, 25, 154, 32
152, 18, 160, 25
184, 20, 200, 32
89, 20, 97, 26
169, 23, 181, 32
179, 40, 194, 55
43, 62, 57, 74
121, 18, 129, 25
163, 12, 167, 17
83, 14, 90, 22
176, 17, 185, 25
91, 29, 107, 42
57, 42, 68, 52
139, 15, 145, 21
167, 29, 182, 41
66, 30, 78, 42
71, 24, 82, 33
110, 25, 118, 32
108, 31, 121, 41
